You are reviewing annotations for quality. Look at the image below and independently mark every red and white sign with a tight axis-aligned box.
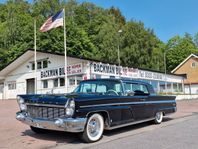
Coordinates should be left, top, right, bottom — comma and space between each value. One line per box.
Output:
67, 63, 82, 75
40, 63, 83, 79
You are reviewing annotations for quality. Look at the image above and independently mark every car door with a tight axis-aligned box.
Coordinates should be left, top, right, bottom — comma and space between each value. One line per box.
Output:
122, 82, 150, 120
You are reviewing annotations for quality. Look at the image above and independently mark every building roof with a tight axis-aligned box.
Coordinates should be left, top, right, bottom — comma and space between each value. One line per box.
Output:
0, 49, 186, 78
0, 50, 33, 78
171, 54, 198, 73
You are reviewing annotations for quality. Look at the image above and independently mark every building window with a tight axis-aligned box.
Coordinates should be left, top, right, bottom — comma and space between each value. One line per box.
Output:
32, 63, 35, 70
43, 80, 48, 88
159, 81, 165, 93
60, 78, 65, 86
43, 60, 48, 68
31, 59, 48, 70
69, 77, 75, 86
191, 62, 196, 68
76, 76, 83, 85
37, 61, 42, 69
178, 83, 183, 92
173, 83, 178, 92
150, 80, 158, 92
8, 82, 16, 90
53, 79, 58, 87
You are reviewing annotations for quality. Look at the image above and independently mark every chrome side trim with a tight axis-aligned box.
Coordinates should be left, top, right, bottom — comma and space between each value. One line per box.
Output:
105, 118, 155, 130
16, 112, 87, 132
80, 100, 176, 108
26, 103, 65, 108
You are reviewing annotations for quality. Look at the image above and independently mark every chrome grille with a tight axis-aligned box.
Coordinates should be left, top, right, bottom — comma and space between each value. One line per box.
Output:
27, 105, 67, 119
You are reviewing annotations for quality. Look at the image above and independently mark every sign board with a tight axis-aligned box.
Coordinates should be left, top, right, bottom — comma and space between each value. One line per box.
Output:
138, 70, 164, 81
91, 62, 138, 78
40, 63, 82, 79
91, 62, 165, 81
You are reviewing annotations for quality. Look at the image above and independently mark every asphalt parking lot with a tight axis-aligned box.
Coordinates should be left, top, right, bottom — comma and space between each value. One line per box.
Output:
0, 99, 198, 149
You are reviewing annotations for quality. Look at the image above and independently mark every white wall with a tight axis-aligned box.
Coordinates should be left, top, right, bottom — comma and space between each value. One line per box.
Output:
176, 94, 198, 100
184, 84, 198, 94
2, 52, 88, 99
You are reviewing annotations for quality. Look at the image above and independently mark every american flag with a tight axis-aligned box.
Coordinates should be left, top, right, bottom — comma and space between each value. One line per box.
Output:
40, 10, 64, 32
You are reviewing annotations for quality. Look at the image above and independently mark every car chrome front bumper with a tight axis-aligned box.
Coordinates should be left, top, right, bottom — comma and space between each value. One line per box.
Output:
16, 112, 87, 132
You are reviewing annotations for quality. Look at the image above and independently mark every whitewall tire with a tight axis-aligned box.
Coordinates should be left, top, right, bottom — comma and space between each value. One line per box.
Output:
81, 113, 104, 143
154, 112, 163, 124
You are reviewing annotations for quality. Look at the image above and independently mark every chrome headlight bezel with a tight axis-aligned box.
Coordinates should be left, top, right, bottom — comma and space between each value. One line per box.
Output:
20, 104, 27, 111
65, 98, 75, 117
17, 96, 24, 104
17, 96, 27, 111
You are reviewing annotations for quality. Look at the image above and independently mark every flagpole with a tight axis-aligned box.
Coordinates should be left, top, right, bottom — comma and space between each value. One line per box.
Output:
63, 8, 68, 93
34, 19, 37, 94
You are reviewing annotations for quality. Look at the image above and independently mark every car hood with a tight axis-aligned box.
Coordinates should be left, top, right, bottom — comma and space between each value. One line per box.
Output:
18, 93, 102, 106
18, 94, 70, 106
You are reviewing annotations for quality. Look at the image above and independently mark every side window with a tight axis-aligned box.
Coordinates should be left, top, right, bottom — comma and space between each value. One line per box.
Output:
124, 83, 149, 95
132, 84, 149, 95
124, 83, 132, 91
141, 84, 149, 94
132, 84, 141, 92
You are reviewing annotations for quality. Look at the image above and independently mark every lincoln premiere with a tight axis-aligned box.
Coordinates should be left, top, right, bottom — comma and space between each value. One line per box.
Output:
16, 79, 177, 142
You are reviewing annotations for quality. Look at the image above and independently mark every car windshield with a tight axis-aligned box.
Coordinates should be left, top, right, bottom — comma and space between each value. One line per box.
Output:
73, 80, 123, 96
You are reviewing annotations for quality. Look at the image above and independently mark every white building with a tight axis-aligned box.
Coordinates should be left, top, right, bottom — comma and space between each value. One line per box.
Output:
0, 49, 185, 99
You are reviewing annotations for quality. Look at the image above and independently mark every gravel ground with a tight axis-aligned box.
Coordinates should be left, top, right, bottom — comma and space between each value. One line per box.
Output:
0, 99, 198, 149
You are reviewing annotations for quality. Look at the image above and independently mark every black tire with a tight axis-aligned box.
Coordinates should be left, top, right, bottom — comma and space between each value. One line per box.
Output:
30, 126, 47, 134
81, 113, 104, 143
154, 112, 163, 124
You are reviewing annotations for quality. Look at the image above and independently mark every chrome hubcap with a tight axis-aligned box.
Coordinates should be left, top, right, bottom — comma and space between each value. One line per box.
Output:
88, 118, 100, 137
156, 112, 162, 120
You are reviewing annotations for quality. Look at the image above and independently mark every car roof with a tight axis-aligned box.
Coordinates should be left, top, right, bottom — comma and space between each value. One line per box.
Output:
81, 78, 150, 85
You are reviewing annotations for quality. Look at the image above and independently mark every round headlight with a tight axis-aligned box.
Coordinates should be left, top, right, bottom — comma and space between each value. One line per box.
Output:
20, 103, 27, 111
18, 97, 24, 104
65, 99, 75, 116
66, 108, 74, 116
69, 100, 75, 108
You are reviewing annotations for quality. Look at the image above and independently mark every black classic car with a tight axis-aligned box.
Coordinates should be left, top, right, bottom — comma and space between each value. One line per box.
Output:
16, 79, 176, 142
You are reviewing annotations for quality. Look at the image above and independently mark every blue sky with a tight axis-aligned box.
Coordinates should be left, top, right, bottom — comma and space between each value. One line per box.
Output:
78, 0, 198, 42
1, 0, 198, 42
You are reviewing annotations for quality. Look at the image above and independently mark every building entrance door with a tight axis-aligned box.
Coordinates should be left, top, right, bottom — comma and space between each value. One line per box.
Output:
26, 78, 35, 94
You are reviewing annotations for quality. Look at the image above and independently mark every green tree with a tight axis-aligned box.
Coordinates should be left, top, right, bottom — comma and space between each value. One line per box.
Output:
166, 34, 198, 72
0, 0, 173, 73
121, 21, 163, 70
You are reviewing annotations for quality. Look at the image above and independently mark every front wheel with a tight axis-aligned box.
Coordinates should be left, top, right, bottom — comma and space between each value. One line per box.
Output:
81, 113, 104, 143
154, 112, 163, 124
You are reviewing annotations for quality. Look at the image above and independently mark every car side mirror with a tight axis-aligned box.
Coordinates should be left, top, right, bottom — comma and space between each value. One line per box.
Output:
125, 90, 135, 96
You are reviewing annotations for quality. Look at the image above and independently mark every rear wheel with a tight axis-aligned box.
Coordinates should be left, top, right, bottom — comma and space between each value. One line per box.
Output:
30, 126, 47, 134
154, 112, 163, 124
81, 113, 104, 143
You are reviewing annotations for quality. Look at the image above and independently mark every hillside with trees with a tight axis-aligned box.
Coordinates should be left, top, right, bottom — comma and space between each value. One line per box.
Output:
0, 0, 198, 72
